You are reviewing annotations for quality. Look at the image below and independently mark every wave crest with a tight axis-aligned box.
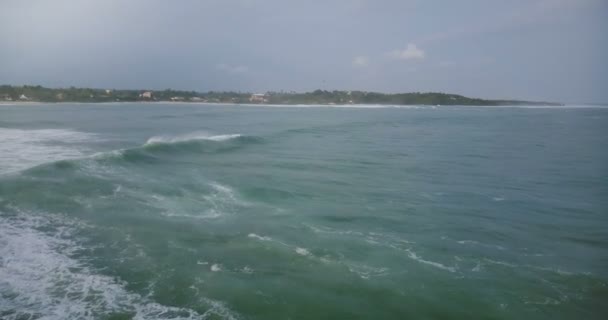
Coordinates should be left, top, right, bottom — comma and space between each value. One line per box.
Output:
137, 132, 260, 156
144, 132, 243, 145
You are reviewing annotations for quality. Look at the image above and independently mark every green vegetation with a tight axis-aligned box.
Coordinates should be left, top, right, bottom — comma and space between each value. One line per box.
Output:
0, 85, 562, 106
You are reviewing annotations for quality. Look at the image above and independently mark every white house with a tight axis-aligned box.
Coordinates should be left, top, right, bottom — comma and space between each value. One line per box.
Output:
249, 93, 267, 103
139, 91, 153, 99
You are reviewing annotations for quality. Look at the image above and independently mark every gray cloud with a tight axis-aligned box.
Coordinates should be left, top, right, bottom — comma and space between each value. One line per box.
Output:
352, 56, 370, 67
387, 44, 426, 60
217, 64, 249, 74
0, 0, 606, 102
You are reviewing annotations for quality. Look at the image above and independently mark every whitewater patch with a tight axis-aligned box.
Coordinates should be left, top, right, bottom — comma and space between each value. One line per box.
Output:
240, 266, 254, 274
295, 247, 311, 256
0, 128, 97, 175
199, 182, 248, 217
149, 182, 247, 220
0, 211, 239, 320
206, 182, 245, 206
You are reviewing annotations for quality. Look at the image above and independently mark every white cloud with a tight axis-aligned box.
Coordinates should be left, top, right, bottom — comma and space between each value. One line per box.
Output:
216, 63, 249, 74
352, 55, 369, 67
388, 43, 425, 60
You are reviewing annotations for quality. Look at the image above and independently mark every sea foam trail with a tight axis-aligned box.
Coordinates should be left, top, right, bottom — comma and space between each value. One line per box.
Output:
154, 182, 248, 220
0, 212, 239, 320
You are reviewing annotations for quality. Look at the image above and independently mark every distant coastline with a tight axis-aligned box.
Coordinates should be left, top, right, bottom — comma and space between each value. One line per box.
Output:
1, 85, 563, 106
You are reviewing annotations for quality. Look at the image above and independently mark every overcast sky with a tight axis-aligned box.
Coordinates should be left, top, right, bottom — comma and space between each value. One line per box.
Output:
1, 0, 606, 103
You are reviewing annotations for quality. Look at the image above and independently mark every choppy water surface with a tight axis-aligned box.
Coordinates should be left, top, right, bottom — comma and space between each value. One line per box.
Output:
1, 103, 607, 319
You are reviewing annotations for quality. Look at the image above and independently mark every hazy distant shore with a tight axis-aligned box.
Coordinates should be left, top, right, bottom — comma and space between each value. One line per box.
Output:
1, 85, 565, 106
1, 100, 603, 109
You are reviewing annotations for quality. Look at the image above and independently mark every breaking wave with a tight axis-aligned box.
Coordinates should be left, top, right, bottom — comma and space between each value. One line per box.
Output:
15, 132, 261, 176
105, 133, 261, 164
145, 132, 244, 145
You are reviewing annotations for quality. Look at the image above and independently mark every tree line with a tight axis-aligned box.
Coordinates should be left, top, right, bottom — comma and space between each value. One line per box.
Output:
0, 85, 561, 106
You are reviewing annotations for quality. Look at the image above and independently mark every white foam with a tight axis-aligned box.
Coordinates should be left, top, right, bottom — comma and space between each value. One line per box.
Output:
524, 298, 561, 305
483, 258, 518, 268
161, 209, 223, 220
295, 247, 310, 256
0, 128, 97, 174
205, 182, 247, 207
248, 233, 272, 241
456, 239, 506, 250
529, 266, 576, 276
346, 264, 389, 279
472, 262, 482, 272
405, 249, 456, 272
481, 259, 576, 276
194, 182, 248, 218
0, 212, 238, 320
151, 182, 246, 220
206, 134, 242, 141
145, 132, 241, 145
210, 264, 222, 272
208, 182, 240, 202
304, 223, 365, 237
304, 224, 415, 251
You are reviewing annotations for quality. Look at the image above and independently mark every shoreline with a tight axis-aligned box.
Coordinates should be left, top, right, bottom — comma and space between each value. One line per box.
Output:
0, 101, 604, 109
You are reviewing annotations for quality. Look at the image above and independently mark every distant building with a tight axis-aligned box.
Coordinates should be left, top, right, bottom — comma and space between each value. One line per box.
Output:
19, 94, 29, 101
190, 97, 204, 102
249, 93, 267, 103
170, 96, 184, 102
139, 91, 153, 99
105, 89, 112, 95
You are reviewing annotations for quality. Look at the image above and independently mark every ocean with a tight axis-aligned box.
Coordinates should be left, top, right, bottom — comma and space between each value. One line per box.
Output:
0, 103, 606, 319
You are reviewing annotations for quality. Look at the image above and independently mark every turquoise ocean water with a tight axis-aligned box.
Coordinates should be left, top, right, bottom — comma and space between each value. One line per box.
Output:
0, 103, 607, 319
